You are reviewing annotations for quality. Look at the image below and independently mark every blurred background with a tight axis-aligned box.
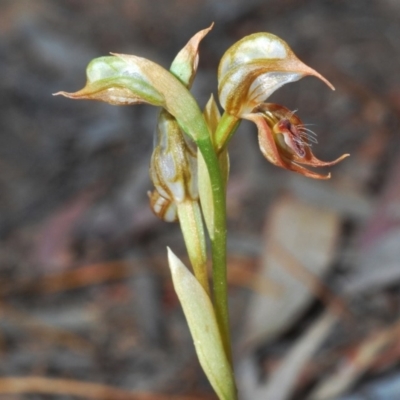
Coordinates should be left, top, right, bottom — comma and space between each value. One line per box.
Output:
1, 0, 400, 399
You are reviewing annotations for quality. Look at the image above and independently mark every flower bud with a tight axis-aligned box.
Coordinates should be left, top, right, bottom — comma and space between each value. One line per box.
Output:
149, 110, 198, 220
148, 26, 214, 221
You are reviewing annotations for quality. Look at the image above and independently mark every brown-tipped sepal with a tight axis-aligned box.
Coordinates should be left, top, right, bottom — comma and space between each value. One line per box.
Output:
54, 56, 165, 106
170, 24, 213, 88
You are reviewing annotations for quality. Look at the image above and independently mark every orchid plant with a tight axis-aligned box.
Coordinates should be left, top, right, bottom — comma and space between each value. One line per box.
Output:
55, 25, 348, 400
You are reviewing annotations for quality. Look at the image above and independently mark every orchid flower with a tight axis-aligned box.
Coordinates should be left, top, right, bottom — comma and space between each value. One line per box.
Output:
218, 33, 349, 179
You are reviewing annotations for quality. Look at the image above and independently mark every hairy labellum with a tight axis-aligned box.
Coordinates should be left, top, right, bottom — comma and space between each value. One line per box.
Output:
246, 103, 349, 179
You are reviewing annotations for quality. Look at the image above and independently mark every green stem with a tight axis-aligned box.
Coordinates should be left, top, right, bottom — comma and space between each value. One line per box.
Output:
196, 113, 241, 366
177, 199, 210, 296
214, 112, 240, 154
197, 134, 231, 363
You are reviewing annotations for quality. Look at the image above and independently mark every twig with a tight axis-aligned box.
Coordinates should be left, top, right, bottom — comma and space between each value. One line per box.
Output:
271, 239, 352, 321
0, 303, 92, 350
0, 376, 210, 400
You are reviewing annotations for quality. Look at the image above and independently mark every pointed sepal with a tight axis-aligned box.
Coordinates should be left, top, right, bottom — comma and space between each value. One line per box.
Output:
170, 24, 213, 88
54, 56, 165, 106
218, 33, 334, 117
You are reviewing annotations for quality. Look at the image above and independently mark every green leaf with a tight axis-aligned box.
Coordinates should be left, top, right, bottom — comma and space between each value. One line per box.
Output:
167, 248, 237, 400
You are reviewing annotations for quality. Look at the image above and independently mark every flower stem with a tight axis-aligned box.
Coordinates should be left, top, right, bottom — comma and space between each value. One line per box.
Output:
196, 134, 231, 363
177, 199, 210, 296
214, 112, 240, 153
196, 113, 241, 366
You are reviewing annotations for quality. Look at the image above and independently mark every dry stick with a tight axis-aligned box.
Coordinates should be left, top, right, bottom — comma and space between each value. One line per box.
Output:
15, 260, 134, 295
270, 239, 352, 321
1, 255, 271, 296
228, 261, 282, 298
0, 377, 210, 400
0, 303, 92, 350
309, 319, 400, 400
260, 311, 338, 400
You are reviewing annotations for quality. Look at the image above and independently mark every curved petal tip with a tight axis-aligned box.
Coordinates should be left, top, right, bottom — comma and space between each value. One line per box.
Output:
303, 65, 335, 91
53, 91, 77, 98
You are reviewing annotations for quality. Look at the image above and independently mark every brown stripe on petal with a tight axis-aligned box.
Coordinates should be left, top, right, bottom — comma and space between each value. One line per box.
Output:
148, 190, 178, 222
